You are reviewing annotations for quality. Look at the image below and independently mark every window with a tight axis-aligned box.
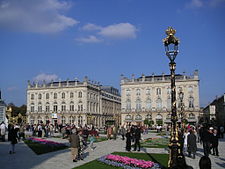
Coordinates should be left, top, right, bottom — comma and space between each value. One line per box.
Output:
136, 99, 142, 110
188, 86, 193, 93
156, 98, 162, 110
53, 105, 58, 112
146, 98, 152, 110
136, 89, 141, 96
46, 102, 50, 112
30, 103, 34, 112
146, 114, 152, 120
70, 101, 74, 111
167, 87, 171, 95
38, 105, 42, 112
38, 94, 42, 99
54, 93, 57, 99
78, 105, 83, 111
125, 115, 132, 120
70, 92, 74, 98
62, 92, 65, 99
135, 114, 142, 120
78, 91, 82, 98
189, 96, 194, 108
61, 105, 66, 111
126, 99, 131, 110
189, 113, 195, 119
61, 116, 66, 125
126, 89, 131, 96
146, 88, 151, 95
31, 94, 34, 100
156, 88, 161, 95
46, 93, 49, 99
69, 116, 75, 124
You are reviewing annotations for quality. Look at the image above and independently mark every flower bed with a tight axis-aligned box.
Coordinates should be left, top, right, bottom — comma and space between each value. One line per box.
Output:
98, 154, 161, 169
25, 137, 68, 155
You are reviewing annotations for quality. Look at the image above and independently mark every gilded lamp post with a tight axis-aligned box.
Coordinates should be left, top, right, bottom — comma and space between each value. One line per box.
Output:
163, 27, 181, 168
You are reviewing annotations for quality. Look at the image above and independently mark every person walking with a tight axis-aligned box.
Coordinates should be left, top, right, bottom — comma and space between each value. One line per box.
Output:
202, 126, 212, 156
9, 125, 19, 154
89, 133, 95, 151
187, 130, 197, 159
107, 126, 112, 140
212, 129, 219, 156
219, 126, 224, 138
125, 129, 132, 151
69, 129, 80, 162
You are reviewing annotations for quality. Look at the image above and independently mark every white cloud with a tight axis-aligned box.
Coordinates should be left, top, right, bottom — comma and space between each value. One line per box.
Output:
76, 35, 103, 43
186, 0, 204, 8
0, 0, 78, 33
7, 86, 18, 92
99, 23, 137, 39
33, 73, 58, 82
81, 23, 102, 31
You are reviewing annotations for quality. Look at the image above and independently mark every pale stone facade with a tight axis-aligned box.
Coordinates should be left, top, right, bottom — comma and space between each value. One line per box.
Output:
120, 70, 200, 126
26, 77, 121, 128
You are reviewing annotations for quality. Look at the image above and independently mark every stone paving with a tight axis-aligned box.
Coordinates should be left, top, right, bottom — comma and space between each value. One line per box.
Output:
0, 132, 224, 169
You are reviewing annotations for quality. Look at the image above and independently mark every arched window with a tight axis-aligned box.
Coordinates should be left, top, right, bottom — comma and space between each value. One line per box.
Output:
188, 86, 193, 93
189, 96, 194, 108
125, 115, 132, 120
54, 93, 57, 99
45, 102, 50, 112
156, 98, 162, 110
38, 102, 42, 112
156, 88, 161, 95
30, 103, 34, 112
30, 116, 35, 124
136, 89, 141, 96
78, 116, 83, 126
31, 94, 34, 100
53, 102, 58, 112
126, 99, 131, 110
135, 114, 142, 120
70, 92, 74, 98
136, 98, 142, 110
46, 93, 49, 99
70, 101, 74, 111
146, 114, 152, 120
78, 101, 83, 111
37, 116, 42, 124
62, 92, 65, 99
38, 94, 42, 99
61, 116, 66, 125
126, 89, 131, 96
78, 91, 82, 98
146, 88, 151, 95
69, 116, 75, 124
61, 102, 66, 111
146, 98, 152, 110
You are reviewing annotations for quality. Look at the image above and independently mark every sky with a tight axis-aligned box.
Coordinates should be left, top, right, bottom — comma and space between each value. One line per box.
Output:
0, 0, 225, 107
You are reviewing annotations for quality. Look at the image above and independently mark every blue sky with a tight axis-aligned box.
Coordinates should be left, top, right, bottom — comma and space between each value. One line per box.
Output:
0, 0, 225, 107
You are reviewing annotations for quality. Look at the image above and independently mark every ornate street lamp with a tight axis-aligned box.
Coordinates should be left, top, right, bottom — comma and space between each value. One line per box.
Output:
163, 27, 182, 168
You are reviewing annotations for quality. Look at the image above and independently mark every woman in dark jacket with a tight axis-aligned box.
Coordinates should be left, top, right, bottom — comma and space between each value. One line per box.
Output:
125, 129, 132, 151
187, 130, 197, 159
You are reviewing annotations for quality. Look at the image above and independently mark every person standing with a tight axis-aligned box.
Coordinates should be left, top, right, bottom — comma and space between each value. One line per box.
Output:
212, 129, 219, 156
133, 125, 141, 151
187, 130, 197, 159
183, 129, 189, 155
202, 127, 212, 156
69, 129, 80, 162
107, 126, 112, 140
0, 122, 6, 141
125, 129, 132, 151
37, 124, 42, 137
9, 125, 18, 154
120, 126, 126, 140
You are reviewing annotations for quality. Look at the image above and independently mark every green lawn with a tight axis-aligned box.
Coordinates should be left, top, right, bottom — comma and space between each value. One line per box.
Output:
74, 152, 169, 169
88, 136, 108, 143
140, 138, 169, 148
24, 140, 68, 155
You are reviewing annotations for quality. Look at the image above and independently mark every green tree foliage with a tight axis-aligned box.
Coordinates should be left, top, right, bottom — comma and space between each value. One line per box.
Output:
8, 103, 27, 116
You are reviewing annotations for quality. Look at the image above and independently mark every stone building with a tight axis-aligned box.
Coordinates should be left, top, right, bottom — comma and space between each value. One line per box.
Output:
0, 90, 7, 125
203, 94, 225, 126
120, 70, 200, 126
26, 77, 121, 127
